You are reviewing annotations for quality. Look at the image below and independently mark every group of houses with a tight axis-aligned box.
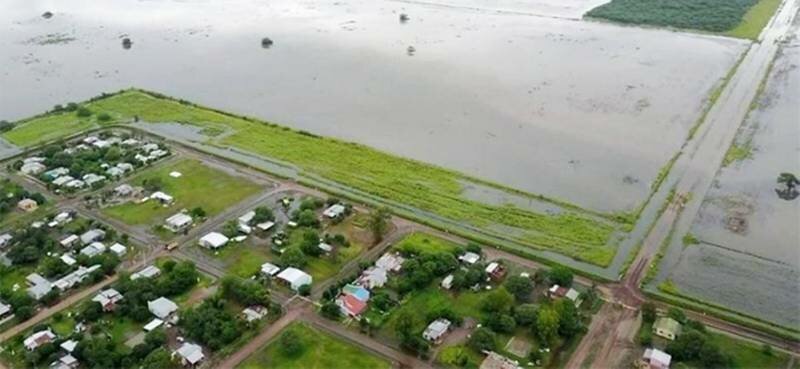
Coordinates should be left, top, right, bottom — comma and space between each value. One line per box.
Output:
22, 328, 79, 369
335, 252, 405, 317
634, 316, 682, 369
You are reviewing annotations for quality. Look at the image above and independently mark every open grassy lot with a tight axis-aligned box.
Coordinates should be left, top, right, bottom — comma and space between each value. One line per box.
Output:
102, 159, 261, 225
394, 232, 461, 255
380, 287, 486, 337
2, 113, 96, 146
5, 90, 621, 266
586, 0, 780, 39
237, 322, 392, 369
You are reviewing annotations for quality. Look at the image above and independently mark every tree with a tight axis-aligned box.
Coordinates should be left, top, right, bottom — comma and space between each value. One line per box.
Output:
514, 304, 538, 326
97, 113, 112, 122
536, 306, 560, 344
221, 220, 240, 238
668, 307, 687, 324
189, 207, 206, 218
547, 266, 573, 287
321, 301, 341, 320
295, 209, 320, 228
367, 207, 391, 244
221, 276, 269, 306
487, 314, 517, 333
298, 284, 311, 296
468, 327, 497, 352
180, 298, 242, 350
299, 229, 323, 257
554, 299, 582, 339
776, 172, 799, 200
371, 291, 394, 311
280, 247, 307, 268
279, 330, 305, 357
76, 106, 92, 117
252, 206, 274, 223
504, 276, 533, 301
480, 288, 514, 314
641, 302, 656, 323
140, 348, 175, 369
0, 120, 14, 132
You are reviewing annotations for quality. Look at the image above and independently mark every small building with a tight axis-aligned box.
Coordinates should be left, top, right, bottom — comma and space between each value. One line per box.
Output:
337, 294, 368, 317
485, 262, 506, 281
53, 212, 72, 226
242, 306, 268, 323
17, 198, 38, 212
375, 252, 405, 272
80, 242, 106, 257
141, 143, 159, 152
148, 297, 178, 319
640, 348, 672, 369
26, 273, 52, 300
92, 289, 124, 311
546, 284, 581, 306
52, 175, 75, 187
653, 317, 682, 341
20, 162, 46, 175
256, 221, 275, 232
114, 184, 134, 196
60, 340, 78, 353
143, 318, 164, 332
109, 243, 127, 257
318, 242, 333, 253
479, 351, 521, 369
441, 274, 454, 290
0, 233, 13, 249
150, 191, 174, 204
238, 211, 255, 226
82, 173, 106, 187
79, 229, 106, 245
23, 329, 56, 351
458, 252, 481, 265
44, 167, 70, 180
131, 265, 161, 280
65, 179, 85, 189
173, 342, 204, 367
357, 267, 387, 289
60, 254, 77, 266
117, 162, 134, 172
198, 232, 229, 249
51, 354, 79, 369
276, 267, 313, 291
422, 318, 451, 343
322, 204, 346, 218
0, 301, 11, 319
53, 265, 101, 291
165, 213, 193, 232
106, 167, 124, 178
260, 262, 281, 277
60, 234, 79, 248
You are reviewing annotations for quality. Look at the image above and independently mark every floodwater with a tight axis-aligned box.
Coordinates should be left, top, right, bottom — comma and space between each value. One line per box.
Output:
0, 0, 747, 213
662, 22, 800, 328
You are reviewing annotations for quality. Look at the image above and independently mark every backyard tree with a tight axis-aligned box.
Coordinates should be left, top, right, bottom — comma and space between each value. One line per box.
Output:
536, 305, 560, 344
321, 301, 341, 320
468, 327, 497, 352
504, 275, 534, 301
481, 287, 514, 314
368, 206, 391, 244
547, 266, 573, 287
514, 304, 539, 326
641, 302, 656, 323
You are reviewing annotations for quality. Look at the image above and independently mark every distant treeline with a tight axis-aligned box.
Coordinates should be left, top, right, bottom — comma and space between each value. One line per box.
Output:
586, 0, 758, 32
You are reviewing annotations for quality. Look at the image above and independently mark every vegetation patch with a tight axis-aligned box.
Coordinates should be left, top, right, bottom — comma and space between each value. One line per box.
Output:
585, 0, 776, 37
722, 141, 753, 167
237, 322, 392, 369
725, 0, 783, 39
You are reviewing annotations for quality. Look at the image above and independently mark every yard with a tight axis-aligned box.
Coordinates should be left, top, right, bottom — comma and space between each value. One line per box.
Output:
102, 159, 261, 225
6, 90, 623, 266
237, 322, 392, 369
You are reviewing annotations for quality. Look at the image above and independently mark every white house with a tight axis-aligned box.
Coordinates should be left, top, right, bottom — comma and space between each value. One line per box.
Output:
150, 191, 174, 204
51, 354, 78, 369
109, 243, 127, 257
198, 232, 229, 249
375, 253, 404, 272
318, 242, 333, 253
131, 265, 161, 280
441, 274, 454, 290
26, 273, 53, 300
276, 267, 313, 291
0, 301, 11, 318
143, 318, 164, 332
80, 242, 106, 257
458, 252, 480, 265
20, 162, 46, 175
238, 211, 255, 226
357, 267, 388, 289
256, 221, 275, 232
642, 348, 672, 369
79, 229, 106, 245
82, 173, 106, 187
0, 233, 13, 249
148, 297, 178, 319
242, 306, 268, 323
24, 329, 56, 351
174, 342, 204, 367
60, 340, 78, 353
422, 319, 451, 343
260, 262, 281, 277
92, 289, 123, 311
52, 175, 74, 187
60, 234, 79, 248
323, 204, 346, 218
165, 213, 193, 232
60, 254, 77, 266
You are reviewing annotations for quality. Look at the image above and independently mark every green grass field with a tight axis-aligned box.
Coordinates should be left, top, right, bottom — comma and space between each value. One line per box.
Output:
394, 232, 462, 255
102, 159, 261, 225
586, 0, 780, 39
237, 322, 391, 369
380, 287, 486, 337
5, 90, 622, 266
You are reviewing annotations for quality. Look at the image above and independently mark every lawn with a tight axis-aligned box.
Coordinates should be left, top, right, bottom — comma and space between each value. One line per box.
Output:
102, 159, 261, 225
215, 246, 271, 278
6, 90, 622, 266
2, 113, 95, 146
394, 232, 461, 255
237, 322, 392, 369
585, 0, 780, 39
380, 287, 486, 337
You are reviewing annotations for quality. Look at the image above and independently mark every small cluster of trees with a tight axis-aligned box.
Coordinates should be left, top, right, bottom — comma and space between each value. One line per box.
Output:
0, 180, 45, 218
394, 252, 458, 294
181, 297, 243, 350
114, 260, 199, 322
220, 276, 270, 306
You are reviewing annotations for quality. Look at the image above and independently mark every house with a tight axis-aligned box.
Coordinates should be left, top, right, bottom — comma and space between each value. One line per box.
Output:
141, 143, 159, 152
60, 234, 79, 248
80, 229, 106, 245
106, 167, 124, 177
114, 184, 134, 197
422, 319, 451, 343
82, 173, 106, 187
135, 154, 150, 163
148, 297, 178, 319
323, 204, 346, 218
653, 317, 682, 341
17, 198, 38, 212
131, 265, 161, 280
60, 254, 77, 266
26, 273, 52, 300
143, 318, 164, 332
52, 175, 74, 187
149, 149, 169, 159
25, 273, 49, 288
83, 136, 99, 144
150, 191, 174, 204
51, 354, 79, 369
242, 306, 268, 323
337, 294, 368, 317
92, 139, 111, 149
20, 162, 46, 175
92, 289, 123, 311
441, 274, 454, 290
23, 329, 56, 350
479, 351, 521, 369
198, 232, 229, 249
173, 342, 204, 367
256, 221, 275, 232
53, 265, 101, 291
165, 213, 193, 232
276, 267, 313, 291
238, 211, 255, 226
122, 138, 140, 146
117, 162, 134, 172
80, 242, 106, 257
64, 179, 85, 189
109, 243, 127, 257
23, 156, 45, 164
238, 223, 252, 234
53, 212, 72, 226
44, 167, 70, 180
459, 252, 481, 265
60, 340, 78, 353
640, 348, 672, 369
260, 262, 281, 277
357, 266, 388, 289
318, 242, 333, 253
0, 233, 13, 249
546, 284, 582, 306
0, 301, 11, 319
485, 262, 506, 281
375, 252, 405, 272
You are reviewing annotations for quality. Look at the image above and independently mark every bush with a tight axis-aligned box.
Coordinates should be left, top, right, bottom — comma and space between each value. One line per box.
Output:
468, 327, 497, 352
321, 301, 341, 320
97, 113, 112, 122
0, 120, 14, 132
279, 330, 305, 357
298, 284, 311, 296
76, 106, 92, 117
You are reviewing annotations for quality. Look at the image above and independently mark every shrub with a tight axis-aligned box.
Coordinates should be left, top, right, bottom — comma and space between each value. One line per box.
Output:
76, 106, 92, 117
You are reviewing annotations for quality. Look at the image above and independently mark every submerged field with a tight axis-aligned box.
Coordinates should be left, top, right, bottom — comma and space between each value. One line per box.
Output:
656, 23, 800, 328
586, 0, 781, 39
103, 158, 262, 225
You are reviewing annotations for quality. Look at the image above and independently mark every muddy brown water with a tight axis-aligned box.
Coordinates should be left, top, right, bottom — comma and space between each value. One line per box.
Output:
0, 0, 747, 214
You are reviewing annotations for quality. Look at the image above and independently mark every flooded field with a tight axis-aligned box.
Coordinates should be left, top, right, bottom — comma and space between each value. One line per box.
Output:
0, 0, 746, 213
660, 21, 800, 328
